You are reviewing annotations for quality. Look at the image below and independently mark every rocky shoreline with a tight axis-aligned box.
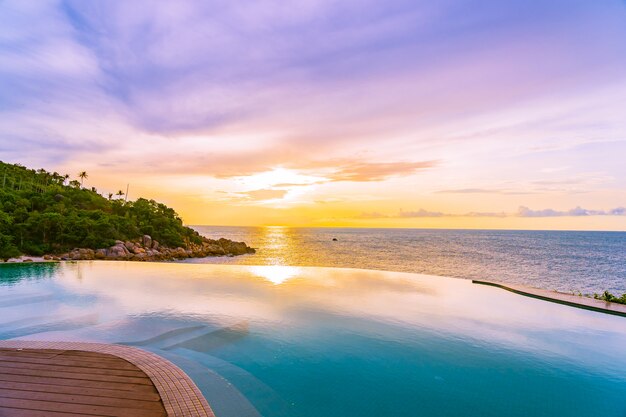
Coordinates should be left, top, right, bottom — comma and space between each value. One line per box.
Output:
5, 235, 255, 263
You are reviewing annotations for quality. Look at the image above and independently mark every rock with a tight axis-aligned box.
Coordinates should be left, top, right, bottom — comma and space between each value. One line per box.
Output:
107, 244, 128, 259
76, 248, 95, 260
203, 243, 226, 255
332, 238, 338, 241
134, 252, 147, 261
35, 236, 252, 264
22, 258, 33, 263
218, 238, 255, 255
43, 255, 52, 260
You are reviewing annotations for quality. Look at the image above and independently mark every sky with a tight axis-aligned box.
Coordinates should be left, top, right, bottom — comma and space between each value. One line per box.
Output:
1, 0, 626, 230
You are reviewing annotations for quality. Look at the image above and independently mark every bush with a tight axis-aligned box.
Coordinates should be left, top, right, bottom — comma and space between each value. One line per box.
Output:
0, 161, 204, 256
593, 290, 626, 305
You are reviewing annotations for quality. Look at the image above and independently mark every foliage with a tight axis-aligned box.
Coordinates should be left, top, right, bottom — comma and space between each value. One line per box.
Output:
0, 161, 203, 259
593, 290, 626, 305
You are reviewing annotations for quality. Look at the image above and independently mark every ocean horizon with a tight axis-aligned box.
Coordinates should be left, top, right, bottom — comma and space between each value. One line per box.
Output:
190, 226, 626, 295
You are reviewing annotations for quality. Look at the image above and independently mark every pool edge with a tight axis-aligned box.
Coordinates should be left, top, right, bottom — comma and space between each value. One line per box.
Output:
472, 280, 626, 317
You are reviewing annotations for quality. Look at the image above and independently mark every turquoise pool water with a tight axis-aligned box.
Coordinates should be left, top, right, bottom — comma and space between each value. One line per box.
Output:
1, 262, 625, 417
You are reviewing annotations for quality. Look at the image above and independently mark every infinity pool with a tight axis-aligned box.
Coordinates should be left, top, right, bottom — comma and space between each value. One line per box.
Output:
0, 262, 625, 417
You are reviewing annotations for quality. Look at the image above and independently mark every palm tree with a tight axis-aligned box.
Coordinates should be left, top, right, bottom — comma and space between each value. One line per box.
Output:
78, 171, 88, 187
107, 193, 113, 200
116, 190, 125, 199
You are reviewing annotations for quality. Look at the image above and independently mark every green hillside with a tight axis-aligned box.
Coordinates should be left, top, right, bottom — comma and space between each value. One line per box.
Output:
0, 161, 204, 259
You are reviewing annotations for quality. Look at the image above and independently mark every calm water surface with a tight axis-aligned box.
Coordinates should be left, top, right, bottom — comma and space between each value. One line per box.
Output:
1, 262, 625, 417
192, 226, 626, 294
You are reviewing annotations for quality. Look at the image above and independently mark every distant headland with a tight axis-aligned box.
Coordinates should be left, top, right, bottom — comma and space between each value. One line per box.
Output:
0, 161, 254, 262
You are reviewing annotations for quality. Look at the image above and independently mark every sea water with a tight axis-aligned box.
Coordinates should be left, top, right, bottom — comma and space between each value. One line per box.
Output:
191, 226, 626, 294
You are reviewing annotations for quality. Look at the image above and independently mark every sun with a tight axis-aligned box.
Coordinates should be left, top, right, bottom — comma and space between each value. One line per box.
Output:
237, 167, 325, 189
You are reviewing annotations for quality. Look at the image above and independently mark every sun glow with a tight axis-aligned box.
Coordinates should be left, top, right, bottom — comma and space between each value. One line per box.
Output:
248, 265, 302, 285
236, 168, 326, 189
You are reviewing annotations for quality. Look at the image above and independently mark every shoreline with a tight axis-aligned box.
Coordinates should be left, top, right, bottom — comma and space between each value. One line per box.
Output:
2, 234, 255, 264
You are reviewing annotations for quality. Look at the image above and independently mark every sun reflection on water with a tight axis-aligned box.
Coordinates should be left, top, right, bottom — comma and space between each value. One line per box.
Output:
248, 227, 301, 284
248, 265, 302, 285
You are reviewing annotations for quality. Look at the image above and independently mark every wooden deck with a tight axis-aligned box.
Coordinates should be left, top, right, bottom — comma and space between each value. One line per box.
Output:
0, 348, 166, 417
0, 341, 215, 417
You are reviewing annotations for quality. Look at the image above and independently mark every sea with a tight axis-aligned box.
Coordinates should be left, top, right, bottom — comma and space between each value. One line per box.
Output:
189, 226, 626, 295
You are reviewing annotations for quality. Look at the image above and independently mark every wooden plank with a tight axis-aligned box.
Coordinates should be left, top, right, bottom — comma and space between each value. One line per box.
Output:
0, 368, 152, 385
0, 373, 158, 393
0, 360, 147, 378
0, 350, 61, 359
0, 381, 161, 402
0, 353, 139, 371
0, 388, 164, 410
0, 407, 96, 417
0, 350, 132, 366
0, 397, 166, 417
0, 349, 129, 361
56, 350, 119, 358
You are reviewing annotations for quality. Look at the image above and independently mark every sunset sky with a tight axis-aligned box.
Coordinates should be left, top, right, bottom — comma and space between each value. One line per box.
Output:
1, 0, 626, 230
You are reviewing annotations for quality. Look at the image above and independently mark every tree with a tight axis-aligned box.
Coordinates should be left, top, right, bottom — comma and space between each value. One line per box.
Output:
0, 160, 210, 255
78, 171, 88, 187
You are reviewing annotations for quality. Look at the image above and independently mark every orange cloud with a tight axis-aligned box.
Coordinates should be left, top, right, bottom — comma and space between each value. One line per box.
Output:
327, 161, 438, 182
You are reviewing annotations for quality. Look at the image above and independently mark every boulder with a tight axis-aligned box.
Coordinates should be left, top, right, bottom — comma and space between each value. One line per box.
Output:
107, 244, 128, 259
134, 252, 147, 261
133, 247, 146, 255
142, 235, 152, 248
152, 240, 159, 250
218, 238, 255, 255
203, 243, 226, 255
78, 248, 95, 260
95, 249, 107, 259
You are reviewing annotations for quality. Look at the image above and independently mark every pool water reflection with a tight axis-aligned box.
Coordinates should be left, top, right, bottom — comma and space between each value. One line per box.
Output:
0, 262, 625, 417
